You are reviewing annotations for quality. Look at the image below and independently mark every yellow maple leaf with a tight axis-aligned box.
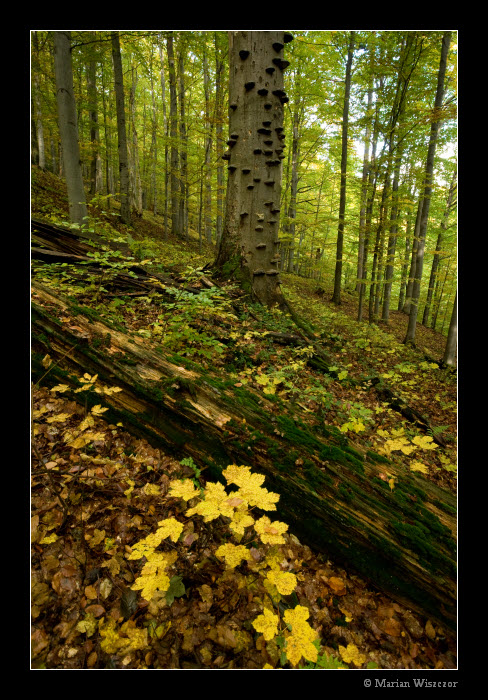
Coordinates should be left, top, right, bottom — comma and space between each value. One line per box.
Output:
168, 478, 200, 501
283, 606, 318, 666
91, 404, 109, 416
215, 543, 251, 569
156, 517, 184, 543
252, 608, 279, 642
410, 460, 429, 474
50, 384, 71, 393
254, 515, 288, 545
412, 435, 437, 450
338, 643, 366, 667
266, 570, 297, 596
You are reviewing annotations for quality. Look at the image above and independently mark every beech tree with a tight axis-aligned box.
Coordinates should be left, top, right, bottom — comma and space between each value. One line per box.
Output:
53, 31, 88, 225
404, 31, 452, 345
111, 31, 131, 226
331, 31, 354, 306
214, 30, 293, 309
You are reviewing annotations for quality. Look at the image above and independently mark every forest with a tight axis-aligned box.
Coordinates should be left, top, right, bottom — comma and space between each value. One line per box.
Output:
31, 29, 457, 672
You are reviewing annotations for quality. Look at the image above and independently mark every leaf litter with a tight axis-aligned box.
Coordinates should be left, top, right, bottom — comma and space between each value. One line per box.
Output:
31, 384, 456, 669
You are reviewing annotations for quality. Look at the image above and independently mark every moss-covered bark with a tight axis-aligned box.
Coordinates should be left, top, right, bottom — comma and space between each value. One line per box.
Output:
31, 282, 456, 630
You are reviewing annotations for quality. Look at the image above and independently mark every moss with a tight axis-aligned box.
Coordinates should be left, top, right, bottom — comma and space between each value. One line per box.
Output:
432, 499, 457, 516
366, 450, 391, 464
338, 484, 354, 503
390, 520, 456, 576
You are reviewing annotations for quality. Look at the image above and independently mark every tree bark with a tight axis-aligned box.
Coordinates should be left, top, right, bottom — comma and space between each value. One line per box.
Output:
331, 32, 355, 305
111, 31, 131, 226
422, 165, 456, 327
214, 31, 293, 309
167, 33, 181, 237
53, 31, 88, 226
404, 32, 451, 345
31, 280, 457, 631
442, 289, 457, 367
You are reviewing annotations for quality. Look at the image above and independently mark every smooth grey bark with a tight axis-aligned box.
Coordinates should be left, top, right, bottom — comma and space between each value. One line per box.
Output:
287, 103, 301, 273
167, 33, 181, 237
158, 38, 169, 238
111, 31, 131, 225
53, 31, 88, 226
402, 197, 423, 314
178, 48, 189, 239
442, 290, 457, 366
32, 31, 46, 170
381, 153, 403, 322
404, 31, 451, 345
215, 33, 226, 246
128, 65, 143, 217
422, 165, 456, 326
203, 43, 213, 244
215, 30, 293, 309
87, 32, 101, 196
355, 76, 373, 293
332, 31, 355, 305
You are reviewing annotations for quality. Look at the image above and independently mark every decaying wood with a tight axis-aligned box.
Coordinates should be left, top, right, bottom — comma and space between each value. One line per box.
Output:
31, 281, 457, 631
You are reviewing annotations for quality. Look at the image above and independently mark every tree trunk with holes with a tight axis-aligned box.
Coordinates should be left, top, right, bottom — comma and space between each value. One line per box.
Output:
32, 281, 456, 631
214, 31, 293, 309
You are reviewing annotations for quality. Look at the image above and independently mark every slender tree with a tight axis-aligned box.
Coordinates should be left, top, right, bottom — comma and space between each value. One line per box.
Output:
331, 31, 355, 305
167, 33, 181, 237
111, 31, 131, 226
53, 31, 88, 226
442, 290, 457, 366
422, 164, 456, 326
404, 31, 452, 345
214, 30, 293, 309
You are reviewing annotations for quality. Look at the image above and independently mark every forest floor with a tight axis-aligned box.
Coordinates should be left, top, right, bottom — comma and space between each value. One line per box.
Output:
30, 167, 457, 670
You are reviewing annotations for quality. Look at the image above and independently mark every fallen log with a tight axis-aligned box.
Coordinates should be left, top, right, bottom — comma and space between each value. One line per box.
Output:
31, 281, 457, 631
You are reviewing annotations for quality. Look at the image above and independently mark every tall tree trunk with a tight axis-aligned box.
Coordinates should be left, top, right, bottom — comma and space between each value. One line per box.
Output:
442, 290, 457, 367
111, 31, 131, 226
149, 45, 158, 215
178, 47, 188, 239
331, 31, 355, 305
167, 33, 181, 237
128, 65, 143, 217
381, 153, 403, 322
355, 76, 373, 294
215, 33, 226, 247
402, 197, 423, 314
203, 43, 213, 244
214, 31, 293, 310
87, 31, 101, 197
32, 31, 46, 170
287, 103, 301, 273
53, 31, 88, 226
159, 37, 169, 238
404, 32, 451, 345
422, 165, 456, 326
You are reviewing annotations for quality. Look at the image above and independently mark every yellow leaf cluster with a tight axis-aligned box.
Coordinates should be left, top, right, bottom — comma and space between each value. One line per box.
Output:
283, 606, 318, 667
252, 608, 279, 641
185, 481, 235, 522
338, 643, 366, 667
412, 435, 437, 450
131, 551, 178, 601
254, 515, 288, 545
155, 517, 184, 543
266, 570, 297, 596
168, 478, 200, 501
215, 543, 252, 569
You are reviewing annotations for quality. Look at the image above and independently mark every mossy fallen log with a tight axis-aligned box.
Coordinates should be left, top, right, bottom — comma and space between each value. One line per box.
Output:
31, 281, 457, 631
